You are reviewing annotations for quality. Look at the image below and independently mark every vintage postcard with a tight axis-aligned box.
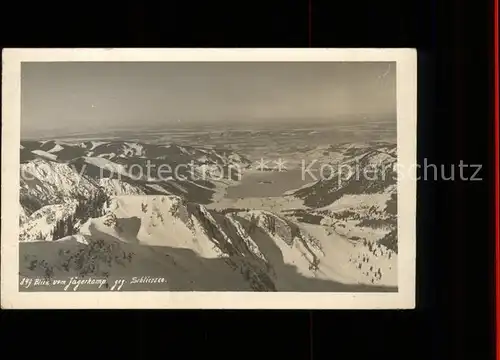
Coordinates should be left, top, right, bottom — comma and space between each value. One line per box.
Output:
1, 49, 417, 309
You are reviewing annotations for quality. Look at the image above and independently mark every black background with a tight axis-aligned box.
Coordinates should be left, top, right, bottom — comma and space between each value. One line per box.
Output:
0, 0, 496, 359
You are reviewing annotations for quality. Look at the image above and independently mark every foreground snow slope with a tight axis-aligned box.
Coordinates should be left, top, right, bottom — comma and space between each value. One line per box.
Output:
19, 195, 397, 292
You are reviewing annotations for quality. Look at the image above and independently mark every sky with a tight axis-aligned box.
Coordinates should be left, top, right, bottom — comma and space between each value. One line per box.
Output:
21, 61, 396, 136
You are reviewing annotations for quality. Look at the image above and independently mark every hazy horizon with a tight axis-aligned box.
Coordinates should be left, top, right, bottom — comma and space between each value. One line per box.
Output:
21, 61, 396, 138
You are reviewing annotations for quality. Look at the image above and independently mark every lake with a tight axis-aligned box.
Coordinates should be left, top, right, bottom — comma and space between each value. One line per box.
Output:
225, 169, 313, 198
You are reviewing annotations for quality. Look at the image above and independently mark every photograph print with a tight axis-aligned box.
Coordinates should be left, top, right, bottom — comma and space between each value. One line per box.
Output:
1, 49, 417, 309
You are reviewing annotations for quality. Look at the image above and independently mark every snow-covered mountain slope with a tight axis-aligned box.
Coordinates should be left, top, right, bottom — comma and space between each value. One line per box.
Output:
18, 139, 398, 292
19, 140, 251, 216
283, 142, 398, 253
20, 159, 102, 216
19, 189, 110, 242
21, 140, 251, 173
21, 139, 252, 166
19, 202, 78, 242
19, 194, 397, 291
292, 143, 396, 207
